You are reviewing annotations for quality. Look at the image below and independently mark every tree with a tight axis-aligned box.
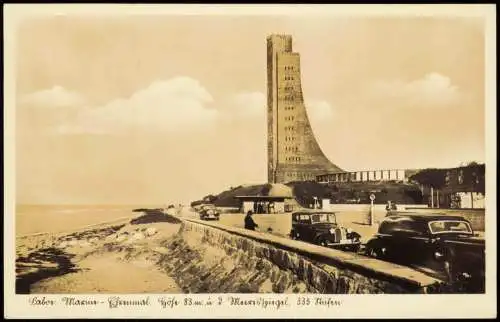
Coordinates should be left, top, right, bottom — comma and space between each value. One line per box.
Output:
409, 168, 447, 189
462, 162, 485, 194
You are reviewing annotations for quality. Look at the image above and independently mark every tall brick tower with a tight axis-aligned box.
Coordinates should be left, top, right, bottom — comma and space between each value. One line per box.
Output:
267, 34, 343, 183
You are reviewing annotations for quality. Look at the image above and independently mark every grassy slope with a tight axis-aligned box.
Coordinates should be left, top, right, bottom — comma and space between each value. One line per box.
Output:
197, 181, 424, 208
211, 184, 272, 208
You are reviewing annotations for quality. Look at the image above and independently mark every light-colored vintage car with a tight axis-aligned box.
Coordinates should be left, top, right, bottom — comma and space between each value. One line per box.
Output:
198, 204, 220, 221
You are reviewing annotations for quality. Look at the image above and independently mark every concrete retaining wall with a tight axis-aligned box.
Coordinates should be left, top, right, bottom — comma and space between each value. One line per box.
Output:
178, 218, 445, 294
218, 207, 241, 214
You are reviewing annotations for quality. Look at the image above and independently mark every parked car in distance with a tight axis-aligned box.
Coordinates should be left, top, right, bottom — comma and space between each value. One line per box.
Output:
198, 204, 220, 221
364, 212, 485, 293
290, 210, 361, 252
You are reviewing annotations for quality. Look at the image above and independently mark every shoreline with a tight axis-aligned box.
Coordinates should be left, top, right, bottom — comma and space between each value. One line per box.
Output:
15, 210, 182, 294
16, 215, 137, 239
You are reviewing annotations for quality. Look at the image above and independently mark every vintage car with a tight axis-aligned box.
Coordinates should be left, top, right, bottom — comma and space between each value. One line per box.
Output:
198, 204, 220, 221
364, 212, 485, 292
289, 210, 361, 252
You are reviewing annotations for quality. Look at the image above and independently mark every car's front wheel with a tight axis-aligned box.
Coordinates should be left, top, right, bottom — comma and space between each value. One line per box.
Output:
366, 247, 380, 258
316, 238, 329, 247
365, 243, 386, 259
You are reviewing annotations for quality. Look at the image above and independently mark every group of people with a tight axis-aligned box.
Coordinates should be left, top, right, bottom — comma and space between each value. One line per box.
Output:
253, 201, 275, 214
246, 201, 279, 231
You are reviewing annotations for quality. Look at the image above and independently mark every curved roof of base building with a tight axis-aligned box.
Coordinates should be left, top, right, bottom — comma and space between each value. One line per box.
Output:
267, 183, 294, 198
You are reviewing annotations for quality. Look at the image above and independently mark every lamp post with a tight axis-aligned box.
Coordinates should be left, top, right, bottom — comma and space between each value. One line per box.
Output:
431, 186, 434, 208
369, 193, 376, 226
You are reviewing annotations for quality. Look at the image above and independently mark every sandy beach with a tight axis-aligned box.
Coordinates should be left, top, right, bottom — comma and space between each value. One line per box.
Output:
16, 207, 183, 294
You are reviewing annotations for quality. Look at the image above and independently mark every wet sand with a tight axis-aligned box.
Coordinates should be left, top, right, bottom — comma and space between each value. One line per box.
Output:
32, 255, 180, 293
16, 209, 182, 294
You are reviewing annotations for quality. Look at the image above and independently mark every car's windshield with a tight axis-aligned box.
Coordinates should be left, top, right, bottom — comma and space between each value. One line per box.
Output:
311, 213, 336, 224
428, 220, 472, 234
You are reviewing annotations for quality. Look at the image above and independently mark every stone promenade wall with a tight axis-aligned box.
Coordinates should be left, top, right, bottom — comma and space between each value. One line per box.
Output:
177, 218, 446, 294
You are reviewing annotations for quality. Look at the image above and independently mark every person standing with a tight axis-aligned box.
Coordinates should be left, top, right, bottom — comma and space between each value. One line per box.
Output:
269, 201, 275, 214
244, 211, 258, 231
385, 201, 392, 216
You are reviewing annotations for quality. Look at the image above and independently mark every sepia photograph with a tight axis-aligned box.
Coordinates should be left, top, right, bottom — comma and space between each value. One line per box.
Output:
3, 3, 497, 319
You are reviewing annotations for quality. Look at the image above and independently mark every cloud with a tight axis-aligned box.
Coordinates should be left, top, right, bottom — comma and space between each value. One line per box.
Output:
21, 82, 336, 140
369, 73, 461, 107
53, 77, 218, 134
20, 85, 86, 108
306, 100, 335, 123
225, 92, 335, 123
229, 92, 266, 118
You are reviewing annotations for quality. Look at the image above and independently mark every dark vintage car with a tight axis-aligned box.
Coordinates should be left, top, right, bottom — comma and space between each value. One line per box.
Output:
290, 210, 361, 251
364, 212, 485, 292
198, 204, 220, 221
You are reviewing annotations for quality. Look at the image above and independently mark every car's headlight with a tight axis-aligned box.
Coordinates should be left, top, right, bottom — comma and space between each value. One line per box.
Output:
329, 228, 335, 234
461, 272, 471, 279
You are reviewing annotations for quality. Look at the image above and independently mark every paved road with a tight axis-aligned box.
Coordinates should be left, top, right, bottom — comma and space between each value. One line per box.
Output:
187, 209, 484, 286
216, 212, 379, 244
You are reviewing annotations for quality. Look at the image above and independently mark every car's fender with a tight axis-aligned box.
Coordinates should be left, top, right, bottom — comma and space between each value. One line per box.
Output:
364, 237, 385, 256
314, 231, 332, 244
290, 229, 302, 239
348, 231, 362, 240
364, 237, 378, 248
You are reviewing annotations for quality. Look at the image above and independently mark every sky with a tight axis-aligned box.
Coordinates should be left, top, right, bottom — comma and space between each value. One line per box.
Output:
14, 14, 486, 205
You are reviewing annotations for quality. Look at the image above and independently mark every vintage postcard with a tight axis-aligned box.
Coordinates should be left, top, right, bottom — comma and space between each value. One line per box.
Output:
3, 3, 497, 319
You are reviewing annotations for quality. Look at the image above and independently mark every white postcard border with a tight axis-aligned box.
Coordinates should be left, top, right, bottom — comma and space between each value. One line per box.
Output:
3, 4, 497, 319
